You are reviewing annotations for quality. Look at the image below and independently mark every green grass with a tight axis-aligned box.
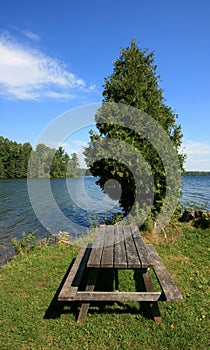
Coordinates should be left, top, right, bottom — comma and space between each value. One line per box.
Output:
0, 224, 209, 350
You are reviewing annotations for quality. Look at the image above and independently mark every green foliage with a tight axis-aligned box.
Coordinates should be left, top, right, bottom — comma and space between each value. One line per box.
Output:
0, 136, 32, 178
67, 152, 80, 178
0, 136, 80, 179
12, 232, 37, 255
105, 203, 155, 230
12, 231, 57, 256
29, 144, 80, 178
50, 147, 70, 178
84, 40, 185, 224
88, 213, 100, 229
28, 143, 54, 178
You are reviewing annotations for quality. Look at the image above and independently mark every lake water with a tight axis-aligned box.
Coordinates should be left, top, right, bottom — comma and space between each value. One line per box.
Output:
180, 176, 210, 210
0, 176, 209, 265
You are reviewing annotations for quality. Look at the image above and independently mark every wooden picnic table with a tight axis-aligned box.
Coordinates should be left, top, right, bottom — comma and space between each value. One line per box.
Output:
58, 224, 183, 323
87, 224, 152, 269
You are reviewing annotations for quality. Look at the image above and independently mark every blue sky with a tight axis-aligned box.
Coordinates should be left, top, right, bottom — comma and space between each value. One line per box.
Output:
0, 0, 210, 170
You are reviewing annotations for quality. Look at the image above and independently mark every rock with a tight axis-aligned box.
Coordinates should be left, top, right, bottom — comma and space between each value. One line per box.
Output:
180, 208, 210, 228
180, 209, 195, 222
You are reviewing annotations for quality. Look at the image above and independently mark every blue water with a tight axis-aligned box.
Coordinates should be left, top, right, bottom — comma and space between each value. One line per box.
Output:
0, 177, 120, 264
180, 176, 210, 210
0, 176, 209, 265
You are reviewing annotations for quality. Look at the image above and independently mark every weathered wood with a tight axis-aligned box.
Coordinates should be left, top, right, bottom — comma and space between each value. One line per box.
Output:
130, 225, 153, 268
77, 268, 99, 323
123, 225, 141, 268
58, 244, 91, 301
75, 291, 162, 302
146, 244, 183, 302
142, 269, 162, 323
87, 226, 105, 267
114, 225, 127, 268
101, 225, 114, 267
87, 225, 153, 270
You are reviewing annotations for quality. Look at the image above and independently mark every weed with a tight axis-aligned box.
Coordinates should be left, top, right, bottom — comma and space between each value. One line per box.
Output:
12, 231, 57, 256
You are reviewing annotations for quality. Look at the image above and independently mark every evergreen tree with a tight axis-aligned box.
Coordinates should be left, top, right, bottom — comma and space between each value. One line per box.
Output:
84, 40, 184, 221
0, 137, 32, 178
50, 147, 70, 178
29, 144, 54, 178
22, 142, 33, 177
71, 152, 80, 177
0, 135, 81, 179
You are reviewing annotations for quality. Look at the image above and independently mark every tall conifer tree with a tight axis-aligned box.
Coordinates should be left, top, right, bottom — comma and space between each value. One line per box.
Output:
85, 40, 184, 221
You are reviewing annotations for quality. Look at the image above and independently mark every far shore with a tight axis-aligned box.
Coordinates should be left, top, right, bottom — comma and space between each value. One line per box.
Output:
184, 171, 210, 176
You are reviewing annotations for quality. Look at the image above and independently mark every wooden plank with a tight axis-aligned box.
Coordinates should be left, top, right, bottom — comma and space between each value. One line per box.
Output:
101, 225, 114, 267
146, 244, 183, 302
75, 291, 162, 302
114, 225, 127, 268
123, 225, 141, 268
130, 225, 153, 268
77, 268, 99, 323
87, 226, 106, 268
58, 244, 90, 301
142, 270, 162, 323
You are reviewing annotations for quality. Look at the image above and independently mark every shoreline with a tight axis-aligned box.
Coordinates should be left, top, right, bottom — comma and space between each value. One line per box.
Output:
1, 208, 210, 268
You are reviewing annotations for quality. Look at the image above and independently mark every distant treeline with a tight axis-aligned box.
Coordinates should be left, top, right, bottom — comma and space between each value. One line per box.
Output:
185, 171, 210, 176
0, 136, 80, 179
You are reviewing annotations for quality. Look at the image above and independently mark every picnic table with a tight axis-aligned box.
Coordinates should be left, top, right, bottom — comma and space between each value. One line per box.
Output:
58, 224, 183, 323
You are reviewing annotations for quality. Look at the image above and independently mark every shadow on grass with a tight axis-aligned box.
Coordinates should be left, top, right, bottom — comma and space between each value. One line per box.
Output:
44, 259, 79, 320
44, 266, 154, 321
134, 269, 154, 320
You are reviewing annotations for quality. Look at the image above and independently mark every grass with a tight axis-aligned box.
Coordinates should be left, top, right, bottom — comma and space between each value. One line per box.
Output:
0, 223, 209, 350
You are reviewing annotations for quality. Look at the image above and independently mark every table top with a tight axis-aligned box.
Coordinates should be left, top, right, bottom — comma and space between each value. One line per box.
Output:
87, 224, 153, 269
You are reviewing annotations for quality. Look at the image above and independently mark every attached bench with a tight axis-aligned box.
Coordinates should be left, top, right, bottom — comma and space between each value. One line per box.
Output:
146, 244, 183, 302
58, 244, 91, 302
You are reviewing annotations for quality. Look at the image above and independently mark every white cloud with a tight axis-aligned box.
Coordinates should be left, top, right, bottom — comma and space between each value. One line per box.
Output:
183, 140, 210, 155
182, 140, 210, 171
8, 25, 40, 41
19, 30, 40, 42
0, 34, 95, 101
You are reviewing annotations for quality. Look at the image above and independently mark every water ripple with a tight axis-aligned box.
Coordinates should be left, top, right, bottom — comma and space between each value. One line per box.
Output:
0, 176, 209, 265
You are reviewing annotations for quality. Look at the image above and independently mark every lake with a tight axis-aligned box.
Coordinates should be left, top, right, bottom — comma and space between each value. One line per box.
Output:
0, 176, 210, 265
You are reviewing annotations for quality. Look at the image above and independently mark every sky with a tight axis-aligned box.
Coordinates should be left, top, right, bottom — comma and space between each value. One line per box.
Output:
0, 0, 210, 170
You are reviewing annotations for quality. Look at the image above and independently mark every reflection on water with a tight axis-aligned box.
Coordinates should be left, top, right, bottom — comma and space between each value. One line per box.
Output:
0, 176, 209, 265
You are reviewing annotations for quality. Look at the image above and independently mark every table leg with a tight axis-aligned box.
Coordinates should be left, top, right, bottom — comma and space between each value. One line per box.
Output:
114, 269, 119, 291
77, 268, 99, 324
142, 269, 162, 323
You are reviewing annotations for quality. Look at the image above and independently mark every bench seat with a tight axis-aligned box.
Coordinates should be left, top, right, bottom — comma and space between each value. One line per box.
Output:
58, 244, 91, 301
146, 244, 183, 302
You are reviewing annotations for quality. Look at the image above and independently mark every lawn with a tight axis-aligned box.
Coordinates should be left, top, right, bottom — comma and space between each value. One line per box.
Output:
0, 224, 209, 350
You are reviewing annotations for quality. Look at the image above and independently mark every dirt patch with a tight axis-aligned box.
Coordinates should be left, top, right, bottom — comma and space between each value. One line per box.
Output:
142, 231, 166, 244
